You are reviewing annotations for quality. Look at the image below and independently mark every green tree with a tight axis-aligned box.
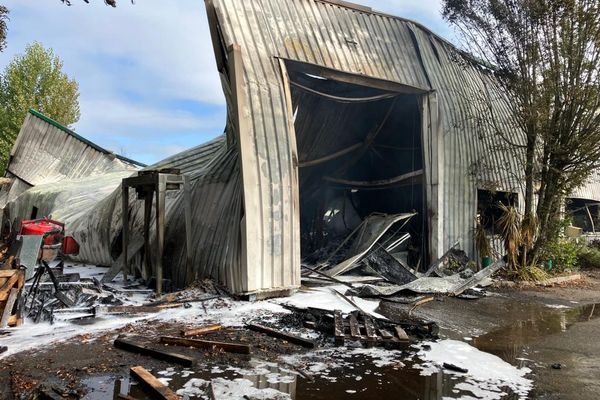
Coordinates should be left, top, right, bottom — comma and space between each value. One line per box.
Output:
0, 5, 8, 52
0, 42, 80, 174
442, 0, 600, 266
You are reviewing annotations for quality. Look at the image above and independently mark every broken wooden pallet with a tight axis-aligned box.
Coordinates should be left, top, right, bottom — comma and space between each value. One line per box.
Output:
0, 269, 24, 328
333, 310, 409, 349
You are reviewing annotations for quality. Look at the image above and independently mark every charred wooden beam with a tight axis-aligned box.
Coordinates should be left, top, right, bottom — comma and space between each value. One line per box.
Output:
114, 337, 195, 367
246, 323, 316, 348
394, 326, 410, 343
333, 310, 345, 346
348, 314, 361, 338
159, 336, 250, 355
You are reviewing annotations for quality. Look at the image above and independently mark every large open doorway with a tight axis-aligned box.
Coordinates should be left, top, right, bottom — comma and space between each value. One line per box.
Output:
285, 61, 428, 274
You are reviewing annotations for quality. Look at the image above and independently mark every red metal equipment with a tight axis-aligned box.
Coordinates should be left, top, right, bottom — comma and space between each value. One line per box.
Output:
19, 218, 79, 263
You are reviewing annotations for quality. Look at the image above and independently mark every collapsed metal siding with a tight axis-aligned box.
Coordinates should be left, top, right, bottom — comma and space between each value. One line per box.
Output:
150, 135, 227, 176
7, 113, 138, 185
0, 111, 141, 208
68, 132, 230, 271
570, 170, 600, 202
211, 0, 525, 264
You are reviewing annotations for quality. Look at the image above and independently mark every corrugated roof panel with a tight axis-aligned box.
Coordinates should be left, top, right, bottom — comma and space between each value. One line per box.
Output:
0, 112, 141, 208
571, 170, 600, 202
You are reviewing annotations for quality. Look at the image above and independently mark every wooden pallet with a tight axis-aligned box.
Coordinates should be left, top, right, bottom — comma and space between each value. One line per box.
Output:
333, 310, 409, 349
0, 269, 25, 328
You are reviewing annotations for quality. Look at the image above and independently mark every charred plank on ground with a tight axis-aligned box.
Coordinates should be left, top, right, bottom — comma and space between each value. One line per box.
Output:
181, 324, 222, 337
246, 323, 317, 348
159, 336, 251, 354
114, 337, 195, 367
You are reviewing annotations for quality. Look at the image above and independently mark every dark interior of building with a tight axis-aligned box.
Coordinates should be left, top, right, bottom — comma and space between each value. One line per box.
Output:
566, 198, 600, 233
285, 61, 427, 269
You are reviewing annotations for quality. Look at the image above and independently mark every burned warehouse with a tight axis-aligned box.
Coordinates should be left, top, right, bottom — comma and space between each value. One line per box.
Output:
1, 0, 599, 298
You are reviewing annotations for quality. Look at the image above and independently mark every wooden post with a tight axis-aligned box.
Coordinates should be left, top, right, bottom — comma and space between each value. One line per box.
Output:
183, 175, 193, 284
155, 175, 166, 295
121, 184, 129, 283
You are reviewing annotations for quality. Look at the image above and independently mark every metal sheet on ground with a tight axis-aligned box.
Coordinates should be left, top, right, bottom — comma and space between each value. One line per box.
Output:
17, 235, 43, 281
325, 213, 416, 277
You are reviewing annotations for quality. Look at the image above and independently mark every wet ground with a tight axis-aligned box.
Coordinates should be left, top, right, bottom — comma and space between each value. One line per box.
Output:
381, 273, 600, 399
1, 272, 599, 399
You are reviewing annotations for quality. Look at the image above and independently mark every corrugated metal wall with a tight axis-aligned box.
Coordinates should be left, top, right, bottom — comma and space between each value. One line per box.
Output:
570, 170, 600, 202
0, 111, 140, 208
211, 0, 525, 264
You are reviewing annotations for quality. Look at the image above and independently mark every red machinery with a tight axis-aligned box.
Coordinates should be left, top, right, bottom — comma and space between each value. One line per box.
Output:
20, 218, 79, 262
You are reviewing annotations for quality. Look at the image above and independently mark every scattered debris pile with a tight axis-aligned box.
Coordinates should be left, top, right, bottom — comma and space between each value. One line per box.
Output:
287, 306, 437, 348
301, 213, 506, 305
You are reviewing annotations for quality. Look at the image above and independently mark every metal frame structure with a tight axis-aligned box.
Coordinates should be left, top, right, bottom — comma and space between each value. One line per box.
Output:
121, 170, 192, 294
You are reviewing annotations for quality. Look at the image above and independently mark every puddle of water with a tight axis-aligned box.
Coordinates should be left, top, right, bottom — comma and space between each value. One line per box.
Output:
472, 303, 600, 363
82, 355, 525, 400
82, 304, 600, 400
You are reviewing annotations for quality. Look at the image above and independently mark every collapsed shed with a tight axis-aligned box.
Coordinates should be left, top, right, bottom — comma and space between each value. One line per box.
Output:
4, 0, 569, 296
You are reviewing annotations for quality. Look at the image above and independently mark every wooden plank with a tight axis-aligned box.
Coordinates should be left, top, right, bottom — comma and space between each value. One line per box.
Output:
102, 305, 177, 315
363, 316, 377, 345
334, 310, 345, 346
114, 337, 195, 367
379, 329, 393, 339
0, 270, 17, 278
160, 336, 251, 355
16, 271, 24, 289
182, 324, 222, 337
451, 260, 506, 296
0, 288, 18, 328
130, 366, 180, 400
394, 326, 410, 343
348, 314, 360, 338
246, 323, 316, 348
0, 274, 19, 301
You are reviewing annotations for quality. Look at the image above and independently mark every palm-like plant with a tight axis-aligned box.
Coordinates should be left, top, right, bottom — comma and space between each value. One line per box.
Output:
497, 203, 521, 270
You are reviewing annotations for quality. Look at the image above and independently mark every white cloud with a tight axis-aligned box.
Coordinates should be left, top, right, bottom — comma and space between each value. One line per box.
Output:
1, 0, 224, 105
0, 0, 454, 164
78, 97, 224, 134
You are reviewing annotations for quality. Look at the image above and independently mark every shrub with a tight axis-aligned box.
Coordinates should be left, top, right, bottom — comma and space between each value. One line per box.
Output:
543, 238, 579, 273
577, 245, 600, 269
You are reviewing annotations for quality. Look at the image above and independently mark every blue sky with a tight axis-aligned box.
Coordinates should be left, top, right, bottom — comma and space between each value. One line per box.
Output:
0, 0, 453, 165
